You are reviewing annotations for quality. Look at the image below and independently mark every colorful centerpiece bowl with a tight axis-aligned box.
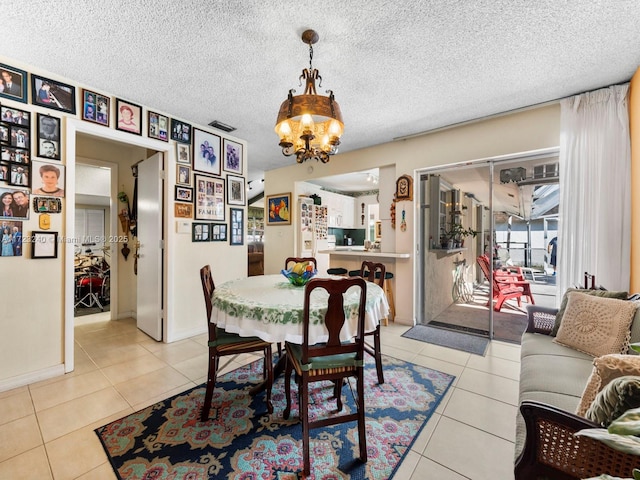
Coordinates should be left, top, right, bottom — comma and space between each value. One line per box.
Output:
281, 267, 317, 286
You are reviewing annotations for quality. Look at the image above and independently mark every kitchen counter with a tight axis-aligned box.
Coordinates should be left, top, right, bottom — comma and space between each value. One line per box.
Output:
318, 249, 411, 259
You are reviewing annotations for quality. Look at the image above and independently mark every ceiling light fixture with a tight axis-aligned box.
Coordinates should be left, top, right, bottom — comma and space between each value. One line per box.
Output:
275, 29, 344, 164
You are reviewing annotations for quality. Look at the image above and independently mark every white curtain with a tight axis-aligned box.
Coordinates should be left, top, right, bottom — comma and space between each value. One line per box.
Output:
558, 84, 631, 297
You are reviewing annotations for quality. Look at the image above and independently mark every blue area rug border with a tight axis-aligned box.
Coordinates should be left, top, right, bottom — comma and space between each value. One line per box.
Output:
95, 354, 455, 479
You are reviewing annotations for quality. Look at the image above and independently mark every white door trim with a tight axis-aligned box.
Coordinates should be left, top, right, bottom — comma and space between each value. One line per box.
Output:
64, 119, 172, 373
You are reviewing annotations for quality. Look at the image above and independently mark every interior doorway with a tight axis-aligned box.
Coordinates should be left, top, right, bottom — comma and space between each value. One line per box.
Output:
64, 119, 168, 373
416, 149, 559, 343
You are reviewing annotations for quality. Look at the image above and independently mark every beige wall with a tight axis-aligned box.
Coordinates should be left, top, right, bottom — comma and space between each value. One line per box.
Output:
0, 56, 249, 391
264, 104, 561, 325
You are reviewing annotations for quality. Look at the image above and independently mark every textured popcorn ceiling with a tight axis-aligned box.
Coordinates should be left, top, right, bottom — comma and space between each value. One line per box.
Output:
2, 1, 640, 191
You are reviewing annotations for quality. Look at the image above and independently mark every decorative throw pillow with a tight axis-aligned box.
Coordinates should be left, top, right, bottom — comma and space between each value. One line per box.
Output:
576, 354, 640, 417
553, 292, 637, 357
585, 375, 640, 427
551, 288, 628, 336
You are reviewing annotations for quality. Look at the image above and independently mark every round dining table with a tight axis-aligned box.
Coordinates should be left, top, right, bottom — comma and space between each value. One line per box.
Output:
211, 274, 389, 345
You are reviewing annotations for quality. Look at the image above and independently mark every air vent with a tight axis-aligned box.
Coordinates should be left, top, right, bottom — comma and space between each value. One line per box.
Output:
208, 120, 236, 132
533, 163, 559, 179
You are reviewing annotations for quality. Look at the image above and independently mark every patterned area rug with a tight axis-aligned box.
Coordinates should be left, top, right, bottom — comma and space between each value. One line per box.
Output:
96, 355, 454, 479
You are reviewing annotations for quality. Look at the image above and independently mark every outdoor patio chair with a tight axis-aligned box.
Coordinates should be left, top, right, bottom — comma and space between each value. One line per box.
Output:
477, 255, 535, 312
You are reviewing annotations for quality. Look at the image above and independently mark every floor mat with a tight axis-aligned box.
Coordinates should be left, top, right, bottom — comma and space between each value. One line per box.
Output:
402, 324, 489, 356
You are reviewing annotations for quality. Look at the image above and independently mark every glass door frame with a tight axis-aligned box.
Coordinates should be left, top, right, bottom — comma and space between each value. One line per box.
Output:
414, 147, 559, 340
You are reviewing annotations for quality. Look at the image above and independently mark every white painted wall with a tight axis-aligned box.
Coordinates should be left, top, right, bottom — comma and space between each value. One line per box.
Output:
0, 56, 249, 391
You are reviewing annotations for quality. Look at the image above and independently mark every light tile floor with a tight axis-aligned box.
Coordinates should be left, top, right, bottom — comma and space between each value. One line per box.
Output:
0, 316, 519, 479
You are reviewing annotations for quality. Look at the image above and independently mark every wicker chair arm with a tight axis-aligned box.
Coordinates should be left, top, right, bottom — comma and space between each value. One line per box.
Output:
525, 305, 558, 334
515, 401, 639, 480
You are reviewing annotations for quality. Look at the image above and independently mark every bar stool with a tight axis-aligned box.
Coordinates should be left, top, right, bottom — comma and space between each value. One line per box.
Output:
327, 267, 348, 276
351, 268, 395, 325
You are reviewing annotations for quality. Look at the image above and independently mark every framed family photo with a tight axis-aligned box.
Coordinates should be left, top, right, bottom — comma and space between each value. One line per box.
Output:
82, 89, 110, 126
37, 114, 61, 160
194, 174, 225, 221
32, 160, 65, 197
230, 208, 244, 246
31, 75, 76, 114
0, 63, 28, 103
211, 223, 227, 241
227, 175, 245, 206
175, 186, 193, 202
192, 222, 211, 242
1, 106, 29, 126
223, 139, 243, 174
192, 129, 221, 176
0, 187, 30, 219
266, 192, 291, 225
176, 164, 191, 186
8, 164, 29, 187
148, 111, 169, 141
174, 202, 193, 219
31, 231, 58, 259
170, 119, 191, 144
0, 220, 24, 256
176, 143, 190, 164
115, 99, 142, 135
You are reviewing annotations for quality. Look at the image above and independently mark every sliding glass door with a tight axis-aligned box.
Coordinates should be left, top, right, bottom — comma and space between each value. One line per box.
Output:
417, 153, 559, 343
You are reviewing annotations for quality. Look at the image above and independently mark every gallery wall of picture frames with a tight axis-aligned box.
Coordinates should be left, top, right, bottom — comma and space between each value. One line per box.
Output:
0, 61, 250, 257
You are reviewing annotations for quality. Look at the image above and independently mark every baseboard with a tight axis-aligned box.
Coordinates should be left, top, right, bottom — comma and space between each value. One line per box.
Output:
117, 311, 136, 320
0, 364, 66, 393
168, 325, 207, 343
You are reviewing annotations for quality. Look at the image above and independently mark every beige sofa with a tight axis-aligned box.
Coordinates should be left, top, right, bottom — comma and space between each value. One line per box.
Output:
514, 303, 640, 479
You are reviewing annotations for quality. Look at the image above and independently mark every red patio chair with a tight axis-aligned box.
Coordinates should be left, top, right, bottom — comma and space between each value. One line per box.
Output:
476, 255, 535, 312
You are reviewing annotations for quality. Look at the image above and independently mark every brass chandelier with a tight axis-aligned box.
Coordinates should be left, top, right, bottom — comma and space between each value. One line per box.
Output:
275, 29, 344, 164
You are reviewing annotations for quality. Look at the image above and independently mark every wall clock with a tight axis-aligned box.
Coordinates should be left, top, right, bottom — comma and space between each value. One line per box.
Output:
395, 174, 413, 201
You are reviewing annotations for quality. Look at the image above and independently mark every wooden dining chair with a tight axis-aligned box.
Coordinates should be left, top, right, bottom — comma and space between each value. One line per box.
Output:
359, 260, 386, 384
283, 277, 368, 477
284, 256, 318, 271
200, 265, 274, 421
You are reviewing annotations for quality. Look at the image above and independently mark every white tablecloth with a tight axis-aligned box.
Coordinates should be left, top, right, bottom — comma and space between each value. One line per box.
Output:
211, 274, 389, 345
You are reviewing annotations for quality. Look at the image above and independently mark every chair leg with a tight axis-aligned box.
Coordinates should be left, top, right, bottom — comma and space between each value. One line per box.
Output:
373, 326, 384, 384
356, 369, 367, 463
201, 349, 218, 421
283, 354, 293, 420
301, 375, 311, 477
264, 346, 274, 414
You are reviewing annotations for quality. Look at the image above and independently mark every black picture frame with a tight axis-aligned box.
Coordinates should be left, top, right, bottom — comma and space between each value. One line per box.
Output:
0, 63, 28, 103
31, 75, 76, 114
175, 185, 193, 202
170, 119, 191, 144
115, 98, 142, 135
7, 163, 30, 187
9, 124, 29, 149
1, 106, 30, 126
1, 146, 29, 164
211, 222, 227, 241
192, 222, 211, 242
176, 164, 191, 186
82, 89, 110, 127
230, 208, 244, 246
37, 114, 61, 160
148, 111, 169, 142
31, 231, 58, 259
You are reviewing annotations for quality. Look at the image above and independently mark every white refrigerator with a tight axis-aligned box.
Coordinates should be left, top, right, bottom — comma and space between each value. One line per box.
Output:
297, 197, 330, 274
